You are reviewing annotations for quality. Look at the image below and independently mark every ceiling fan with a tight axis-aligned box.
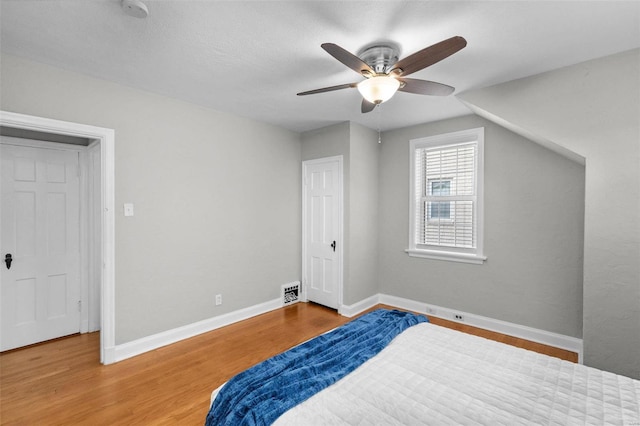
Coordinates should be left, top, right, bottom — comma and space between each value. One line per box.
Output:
297, 36, 467, 113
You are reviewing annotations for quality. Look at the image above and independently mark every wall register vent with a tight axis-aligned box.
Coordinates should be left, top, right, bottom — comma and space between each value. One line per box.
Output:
282, 281, 301, 306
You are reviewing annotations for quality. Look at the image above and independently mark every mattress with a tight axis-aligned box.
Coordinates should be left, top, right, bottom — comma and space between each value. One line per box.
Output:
210, 320, 640, 425
277, 323, 639, 425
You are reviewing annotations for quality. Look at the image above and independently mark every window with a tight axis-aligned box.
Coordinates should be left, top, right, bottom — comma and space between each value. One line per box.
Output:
407, 128, 486, 264
428, 179, 451, 220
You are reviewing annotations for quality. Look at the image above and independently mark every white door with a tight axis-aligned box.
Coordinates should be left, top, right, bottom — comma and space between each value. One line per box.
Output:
1, 141, 81, 351
302, 157, 342, 309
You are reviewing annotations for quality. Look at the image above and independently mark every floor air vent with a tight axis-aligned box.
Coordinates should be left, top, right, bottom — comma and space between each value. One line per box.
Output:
282, 281, 301, 306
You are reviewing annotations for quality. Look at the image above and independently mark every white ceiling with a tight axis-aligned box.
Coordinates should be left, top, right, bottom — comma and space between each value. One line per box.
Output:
1, 1, 639, 133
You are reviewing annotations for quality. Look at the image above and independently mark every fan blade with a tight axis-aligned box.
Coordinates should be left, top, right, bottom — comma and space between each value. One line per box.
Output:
391, 36, 467, 77
398, 78, 455, 96
322, 43, 375, 76
297, 83, 358, 96
361, 99, 376, 113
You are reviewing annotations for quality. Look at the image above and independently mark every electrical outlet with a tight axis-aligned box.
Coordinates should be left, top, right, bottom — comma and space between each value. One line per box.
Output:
215, 294, 222, 306
454, 313, 464, 321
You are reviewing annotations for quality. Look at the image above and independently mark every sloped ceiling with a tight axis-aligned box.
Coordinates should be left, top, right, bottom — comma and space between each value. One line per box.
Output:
1, 1, 639, 133
458, 48, 640, 379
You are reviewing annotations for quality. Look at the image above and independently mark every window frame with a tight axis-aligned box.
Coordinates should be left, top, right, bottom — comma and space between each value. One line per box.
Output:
406, 127, 486, 264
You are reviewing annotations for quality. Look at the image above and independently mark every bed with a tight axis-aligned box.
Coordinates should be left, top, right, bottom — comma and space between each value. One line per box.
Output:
205, 309, 640, 425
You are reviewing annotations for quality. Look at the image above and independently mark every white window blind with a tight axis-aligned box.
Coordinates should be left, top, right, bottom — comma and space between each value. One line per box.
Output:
416, 143, 476, 248
407, 128, 485, 264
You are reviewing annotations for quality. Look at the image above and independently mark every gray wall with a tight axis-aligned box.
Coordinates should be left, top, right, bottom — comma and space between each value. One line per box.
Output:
301, 122, 379, 305
1, 53, 302, 344
4, 49, 635, 379
458, 49, 640, 379
347, 123, 379, 304
379, 115, 585, 338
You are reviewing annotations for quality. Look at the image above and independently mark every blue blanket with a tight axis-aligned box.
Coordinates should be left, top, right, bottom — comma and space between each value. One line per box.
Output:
205, 308, 428, 426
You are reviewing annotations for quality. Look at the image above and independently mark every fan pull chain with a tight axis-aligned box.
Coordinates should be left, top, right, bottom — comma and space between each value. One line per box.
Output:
377, 104, 382, 144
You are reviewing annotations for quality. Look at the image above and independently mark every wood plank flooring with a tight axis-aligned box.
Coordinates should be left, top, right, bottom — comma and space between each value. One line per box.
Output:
0, 302, 577, 425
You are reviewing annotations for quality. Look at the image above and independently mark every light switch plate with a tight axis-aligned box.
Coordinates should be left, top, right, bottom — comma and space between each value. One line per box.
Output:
124, 203, 134, 217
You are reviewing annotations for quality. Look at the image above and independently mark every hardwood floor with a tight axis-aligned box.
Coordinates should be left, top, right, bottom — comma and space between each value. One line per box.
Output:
0, 303, 577, 425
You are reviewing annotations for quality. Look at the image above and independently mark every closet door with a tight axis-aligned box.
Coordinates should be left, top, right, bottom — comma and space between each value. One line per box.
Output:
302, 156, 342, 310
1, 141, 81, 351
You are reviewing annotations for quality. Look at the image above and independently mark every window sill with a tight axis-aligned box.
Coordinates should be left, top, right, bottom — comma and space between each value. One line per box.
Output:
405, 248, 487, 265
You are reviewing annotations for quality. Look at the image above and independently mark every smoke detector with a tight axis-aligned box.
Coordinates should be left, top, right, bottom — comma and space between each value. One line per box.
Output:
121, 0, 148, 19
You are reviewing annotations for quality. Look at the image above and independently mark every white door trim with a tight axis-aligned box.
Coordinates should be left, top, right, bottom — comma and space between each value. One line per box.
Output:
301, 155, 344, 310
0, 111, 115, 364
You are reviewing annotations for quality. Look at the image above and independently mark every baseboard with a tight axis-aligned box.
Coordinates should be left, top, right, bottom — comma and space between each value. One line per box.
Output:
109, 293, 584, 364
102, 345, 116, 364
112, 298, 281, 363
378, 293, 583, 363
339, 294, 380, 317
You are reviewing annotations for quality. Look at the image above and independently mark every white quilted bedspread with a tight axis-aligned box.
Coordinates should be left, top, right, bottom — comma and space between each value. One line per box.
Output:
274, 323, 640, 425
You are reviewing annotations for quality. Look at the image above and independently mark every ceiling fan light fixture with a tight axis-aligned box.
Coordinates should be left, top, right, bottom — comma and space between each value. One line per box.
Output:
357, 76, 400, 104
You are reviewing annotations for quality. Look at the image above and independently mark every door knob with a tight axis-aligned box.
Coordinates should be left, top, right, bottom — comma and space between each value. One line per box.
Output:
330, 241, 336, 252
5, 253, 12, 269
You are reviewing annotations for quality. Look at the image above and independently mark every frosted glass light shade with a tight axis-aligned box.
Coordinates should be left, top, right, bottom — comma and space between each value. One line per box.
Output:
357, 76, 400, 104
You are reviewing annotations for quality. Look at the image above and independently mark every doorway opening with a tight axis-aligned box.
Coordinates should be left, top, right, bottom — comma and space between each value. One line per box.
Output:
0, 111, 115, 364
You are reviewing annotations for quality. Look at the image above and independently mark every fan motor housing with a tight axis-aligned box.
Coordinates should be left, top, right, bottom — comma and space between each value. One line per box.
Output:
357, 43, 401, 74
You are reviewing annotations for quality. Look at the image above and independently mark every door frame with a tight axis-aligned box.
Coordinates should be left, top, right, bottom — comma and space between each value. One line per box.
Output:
301, 155, 344, 311
0, 111, 115, 364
